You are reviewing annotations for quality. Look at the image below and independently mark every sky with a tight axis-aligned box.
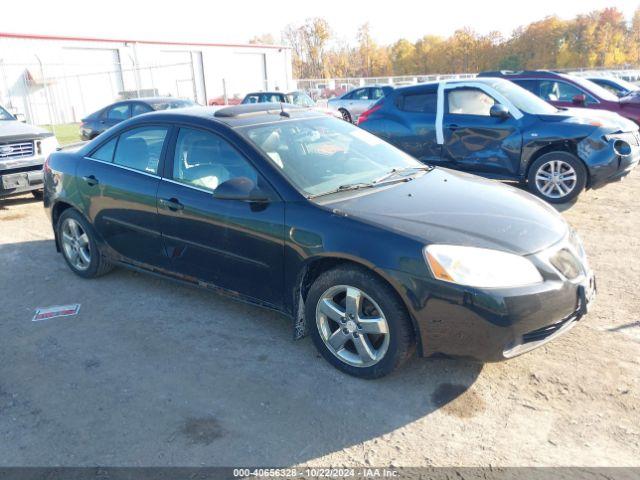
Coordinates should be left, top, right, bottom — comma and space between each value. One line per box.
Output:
1, 0, 638, 46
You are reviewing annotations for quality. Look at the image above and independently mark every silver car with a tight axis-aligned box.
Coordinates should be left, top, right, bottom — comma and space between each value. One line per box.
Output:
328, 85, 393, 123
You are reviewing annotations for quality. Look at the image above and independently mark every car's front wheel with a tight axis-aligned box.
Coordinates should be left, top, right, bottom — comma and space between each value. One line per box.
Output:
306, 265, 415, 379
527, 151, 587, 204
57, 209, 113, 278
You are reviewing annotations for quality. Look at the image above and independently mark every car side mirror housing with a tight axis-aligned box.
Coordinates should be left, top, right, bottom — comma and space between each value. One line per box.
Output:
14, 113, 26, 123
572, 94, 587, 105
490, 104, 510, 119
213, 177, 270, 202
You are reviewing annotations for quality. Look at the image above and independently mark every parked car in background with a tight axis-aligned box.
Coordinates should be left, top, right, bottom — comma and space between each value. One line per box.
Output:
241, 91, 287, 104
328, 85, 394, 123
80, 97, 196, 140
478, 70, 640, 125
44, 103, 595, 378
241, 90, 342, 118
587, 76, 640, 101
0, 104, 58, 199
358, 78, 639, 203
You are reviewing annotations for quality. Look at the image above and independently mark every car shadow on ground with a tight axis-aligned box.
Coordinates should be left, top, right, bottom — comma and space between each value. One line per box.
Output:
0, 239, 484, 466
0, 194, 41, 210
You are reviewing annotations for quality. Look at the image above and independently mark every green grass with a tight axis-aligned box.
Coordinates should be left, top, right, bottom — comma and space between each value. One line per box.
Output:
40, 123, 81, 146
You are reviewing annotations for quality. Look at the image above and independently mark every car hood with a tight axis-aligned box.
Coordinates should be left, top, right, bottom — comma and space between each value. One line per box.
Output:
537, 107, 638, 132
325, 168, 568, 255
0, 120, 52, 142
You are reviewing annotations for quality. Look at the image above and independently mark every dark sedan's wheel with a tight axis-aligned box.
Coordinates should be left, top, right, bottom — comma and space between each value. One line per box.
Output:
306, 265, 415, 379
527, 152, 587, 204
57, 209, 113, 278
339, 108, 352, 123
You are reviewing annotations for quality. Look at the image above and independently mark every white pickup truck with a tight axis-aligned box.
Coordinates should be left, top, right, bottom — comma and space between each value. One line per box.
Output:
0, 105, 58, 199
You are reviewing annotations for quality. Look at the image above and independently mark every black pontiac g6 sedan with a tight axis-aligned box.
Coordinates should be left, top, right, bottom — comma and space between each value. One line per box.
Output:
44, 104, 595, 378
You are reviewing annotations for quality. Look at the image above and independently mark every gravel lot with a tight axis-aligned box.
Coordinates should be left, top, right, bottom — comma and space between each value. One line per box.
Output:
0, 171, 639, 467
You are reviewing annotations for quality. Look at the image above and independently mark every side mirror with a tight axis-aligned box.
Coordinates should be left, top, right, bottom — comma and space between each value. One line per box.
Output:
489, 104, 510, 119
14, 113, 26, 123
572, 94, 586, 105
213, 177, 269, 202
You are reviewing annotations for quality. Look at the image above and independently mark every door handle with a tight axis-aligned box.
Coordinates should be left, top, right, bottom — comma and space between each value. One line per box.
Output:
446, 124, 460, 131
82, 175, 99, 186
159, 197, 184, 211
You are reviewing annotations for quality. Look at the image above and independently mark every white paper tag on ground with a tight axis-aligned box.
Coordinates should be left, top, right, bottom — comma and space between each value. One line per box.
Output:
32, 304, 81, 322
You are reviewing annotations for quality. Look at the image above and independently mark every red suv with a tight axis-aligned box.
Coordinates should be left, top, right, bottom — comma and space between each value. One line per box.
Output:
478, 70, 640, 125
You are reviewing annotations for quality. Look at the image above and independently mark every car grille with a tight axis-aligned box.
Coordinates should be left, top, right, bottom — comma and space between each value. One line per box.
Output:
0, 141, 34, 160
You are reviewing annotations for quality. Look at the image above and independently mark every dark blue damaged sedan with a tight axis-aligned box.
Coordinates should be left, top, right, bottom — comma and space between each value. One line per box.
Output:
43, 103, 595, 378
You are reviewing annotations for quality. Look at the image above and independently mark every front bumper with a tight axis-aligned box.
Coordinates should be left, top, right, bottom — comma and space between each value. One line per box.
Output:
579, 132, 640, 188
0, 157, 45, 197
385, 240, 595, 361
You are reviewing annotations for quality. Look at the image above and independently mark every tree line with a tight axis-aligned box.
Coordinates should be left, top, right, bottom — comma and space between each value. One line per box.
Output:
250, 6, 640, 79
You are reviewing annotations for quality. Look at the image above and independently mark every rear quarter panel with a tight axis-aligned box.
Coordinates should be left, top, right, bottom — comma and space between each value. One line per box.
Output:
43, 151, 82, 224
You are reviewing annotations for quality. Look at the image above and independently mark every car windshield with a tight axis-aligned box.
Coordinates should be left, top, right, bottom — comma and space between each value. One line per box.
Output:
0, 105, 15, 120
238, 116, 424, 197
488, 80, 558, 115
570, 76, 619, 102
150, 99, 196, 110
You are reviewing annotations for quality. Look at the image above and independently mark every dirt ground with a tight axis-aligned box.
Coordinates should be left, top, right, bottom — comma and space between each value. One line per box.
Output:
0, 171, 638, 467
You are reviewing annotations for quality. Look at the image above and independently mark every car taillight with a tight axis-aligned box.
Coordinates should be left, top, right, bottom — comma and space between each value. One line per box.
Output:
357, 102, 383, 125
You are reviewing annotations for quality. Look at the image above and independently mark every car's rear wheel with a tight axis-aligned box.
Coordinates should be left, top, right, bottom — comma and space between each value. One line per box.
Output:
306, 265, 415, 379
57, 209, 113, 278
339, 108, 352, 123
527, 151, 587, 204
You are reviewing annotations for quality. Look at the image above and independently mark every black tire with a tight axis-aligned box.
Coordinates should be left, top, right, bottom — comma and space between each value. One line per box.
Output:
31, 190, 44, 200
339, 108, 352, 123
306, 265, 415, 379
527, 151, 587, 204
57, 208, 114, 278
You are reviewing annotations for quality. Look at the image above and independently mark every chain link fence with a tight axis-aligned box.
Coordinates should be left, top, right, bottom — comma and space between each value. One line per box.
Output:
0, 60, 197, 140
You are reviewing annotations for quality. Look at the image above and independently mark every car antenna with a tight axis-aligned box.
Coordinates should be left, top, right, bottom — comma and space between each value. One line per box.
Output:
279, 102, 290, 118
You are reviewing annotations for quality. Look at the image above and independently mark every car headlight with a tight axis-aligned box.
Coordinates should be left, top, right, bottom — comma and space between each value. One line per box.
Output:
424, 245, 543, 288
40, 135, 59, 157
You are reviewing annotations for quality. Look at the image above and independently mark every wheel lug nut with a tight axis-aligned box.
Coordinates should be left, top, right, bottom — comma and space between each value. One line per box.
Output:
342, 328, 349, 335
352, 332, 359, 338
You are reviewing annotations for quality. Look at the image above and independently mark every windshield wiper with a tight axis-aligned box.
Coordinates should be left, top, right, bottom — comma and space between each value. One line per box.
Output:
308, 182, 375, 198
372, 166, 433, 185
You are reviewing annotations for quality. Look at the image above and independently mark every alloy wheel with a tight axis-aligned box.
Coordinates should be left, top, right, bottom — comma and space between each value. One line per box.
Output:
61, 218, 91, 271
535, 160, 577, 199
315, 285, 390, 368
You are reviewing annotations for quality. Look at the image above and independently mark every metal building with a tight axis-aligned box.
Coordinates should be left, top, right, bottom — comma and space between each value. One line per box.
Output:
0, 32, 292, 125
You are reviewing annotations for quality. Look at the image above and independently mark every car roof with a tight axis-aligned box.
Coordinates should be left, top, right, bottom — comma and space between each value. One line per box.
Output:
133, 103, 325, 128
392, 77, 511, 94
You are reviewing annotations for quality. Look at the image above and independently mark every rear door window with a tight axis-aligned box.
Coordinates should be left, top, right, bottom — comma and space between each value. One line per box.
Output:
352, 89, 370, 100
90, 137, 118, 162
112, 126, 168, 175
512, 79, 541, 96
370, 87, 385, 100
106, 104, 131, 121
131, 103, 153, 117
399, 92, 437, 113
